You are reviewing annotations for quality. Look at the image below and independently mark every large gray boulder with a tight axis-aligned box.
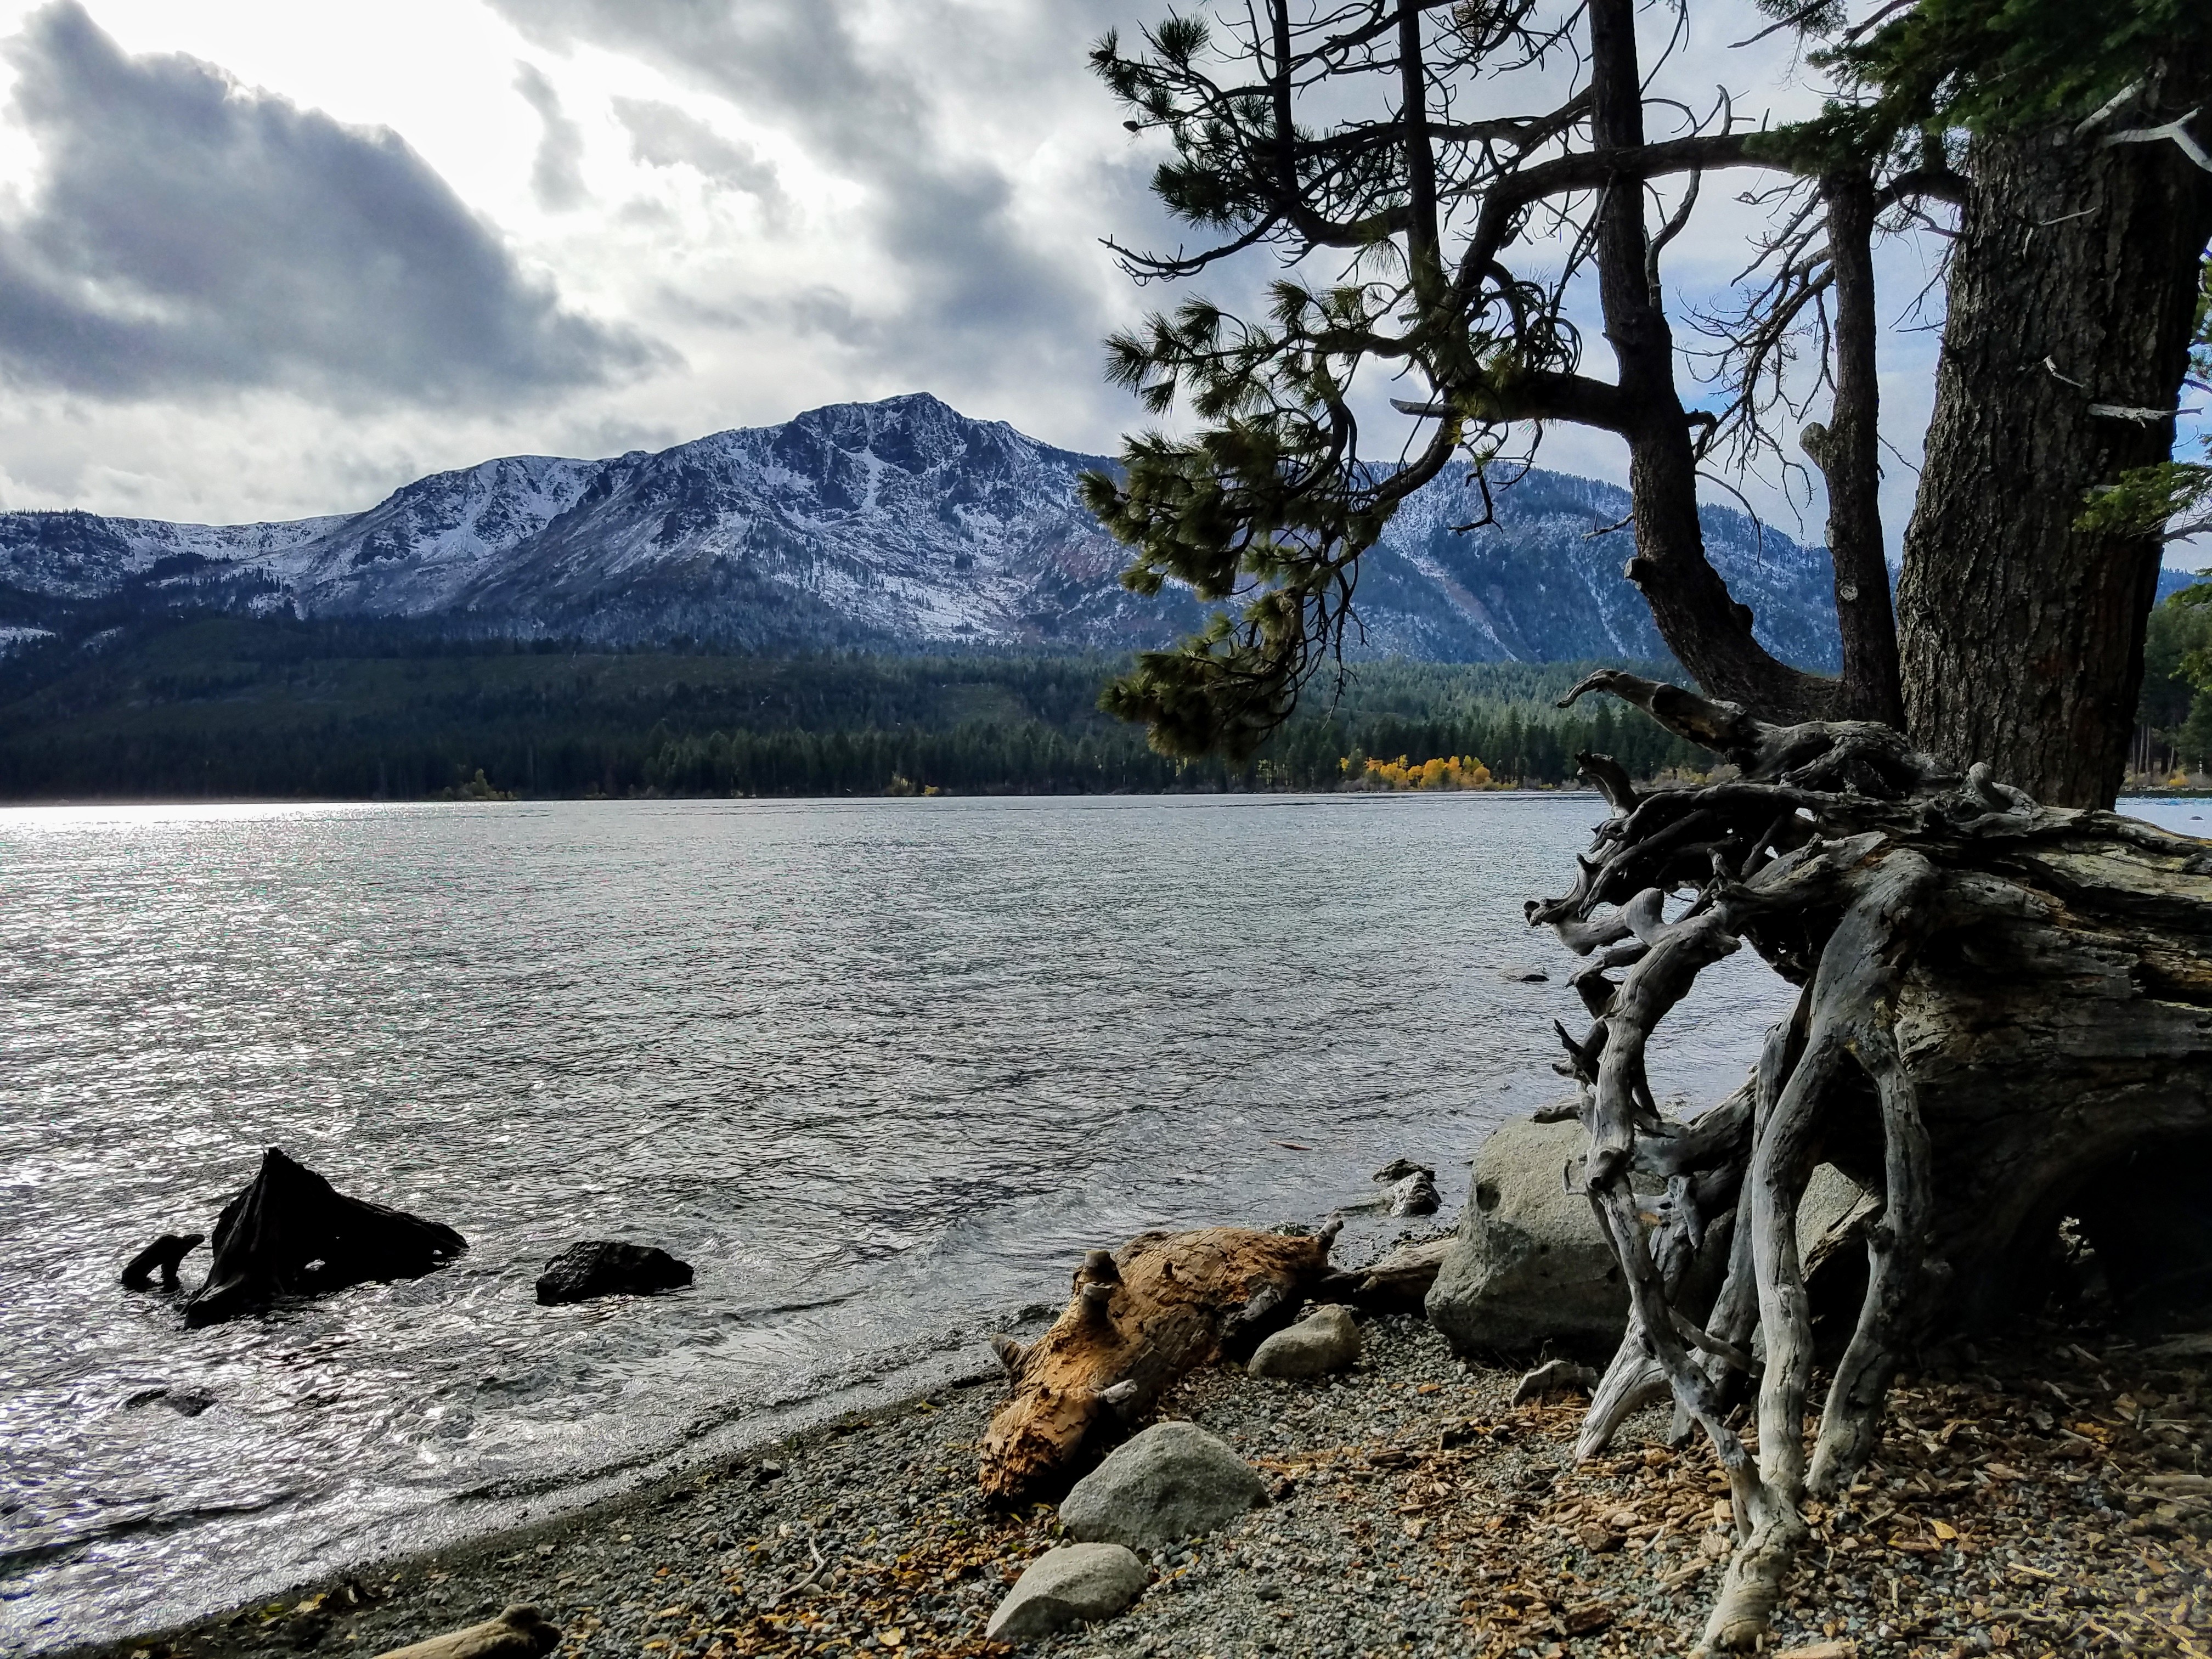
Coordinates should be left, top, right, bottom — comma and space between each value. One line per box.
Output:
1248, 1304, 1361, 1378
984, 1543, 1147, 1642
1426, 1115, 1879, 1356
1058, 1421, 1266, 1548
1426, 1116, 1627, 1353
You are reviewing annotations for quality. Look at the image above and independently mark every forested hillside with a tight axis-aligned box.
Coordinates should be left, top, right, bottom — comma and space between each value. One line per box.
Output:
0, 615, 1707, 800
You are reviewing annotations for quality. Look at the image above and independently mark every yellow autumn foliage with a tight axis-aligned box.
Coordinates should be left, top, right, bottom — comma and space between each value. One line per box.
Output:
1342, 753, 1497, 791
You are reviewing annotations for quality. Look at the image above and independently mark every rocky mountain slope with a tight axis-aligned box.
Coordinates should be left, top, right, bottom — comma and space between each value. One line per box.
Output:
0, 393, 1848, 668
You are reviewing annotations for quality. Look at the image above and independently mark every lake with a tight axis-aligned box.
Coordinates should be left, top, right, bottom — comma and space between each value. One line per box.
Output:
4, 792, 2195, 1648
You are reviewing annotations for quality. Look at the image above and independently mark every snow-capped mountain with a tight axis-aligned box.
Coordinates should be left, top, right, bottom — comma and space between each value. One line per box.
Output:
0, 393, 1844, 668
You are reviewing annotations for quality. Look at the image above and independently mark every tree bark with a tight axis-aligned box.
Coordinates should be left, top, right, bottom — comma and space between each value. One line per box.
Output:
1585, 0, 1837, 725
1898, 76, 2212, 808
1805, 170, 1904, 729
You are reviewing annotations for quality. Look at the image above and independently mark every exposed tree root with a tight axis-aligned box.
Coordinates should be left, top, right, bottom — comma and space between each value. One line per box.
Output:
1528, 671, 2212, 1652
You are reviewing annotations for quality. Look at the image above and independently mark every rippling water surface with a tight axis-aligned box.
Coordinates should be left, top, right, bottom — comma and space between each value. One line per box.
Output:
24, 791, 2185, 1648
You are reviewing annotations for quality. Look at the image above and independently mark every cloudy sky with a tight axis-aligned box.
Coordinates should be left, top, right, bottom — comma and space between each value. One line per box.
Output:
0, 0, 2188, 567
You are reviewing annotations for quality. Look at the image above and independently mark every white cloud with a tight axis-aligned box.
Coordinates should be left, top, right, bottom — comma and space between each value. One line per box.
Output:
0, 0, 2180, 579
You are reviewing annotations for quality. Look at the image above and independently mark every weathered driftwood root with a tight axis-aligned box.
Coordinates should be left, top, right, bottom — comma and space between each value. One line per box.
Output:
978, 1222, 1339, 1502
1511, 1356, 1600, 1405
185, 1147, 467, 1329
1527, 669, 2212, 1653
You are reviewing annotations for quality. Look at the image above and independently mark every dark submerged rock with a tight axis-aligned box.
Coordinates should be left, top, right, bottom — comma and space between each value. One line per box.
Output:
123, 1385, 217, 1415
183, 1147, 466, 1329
121, 1231, 205, 1289
535, 1240, 694, 1305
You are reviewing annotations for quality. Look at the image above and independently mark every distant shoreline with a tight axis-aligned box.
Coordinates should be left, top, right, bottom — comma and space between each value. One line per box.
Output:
0, 785, 1606, 809
6, 783, 2212, 808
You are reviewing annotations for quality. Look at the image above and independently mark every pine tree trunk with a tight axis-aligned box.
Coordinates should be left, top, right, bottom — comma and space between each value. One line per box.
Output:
1809, 170, 1904, 729
1897, 88, 2212, 808
1586, 0, 1835, 724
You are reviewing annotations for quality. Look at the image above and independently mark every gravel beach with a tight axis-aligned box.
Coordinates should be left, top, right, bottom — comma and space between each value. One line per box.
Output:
68, 1314, 2211, 1659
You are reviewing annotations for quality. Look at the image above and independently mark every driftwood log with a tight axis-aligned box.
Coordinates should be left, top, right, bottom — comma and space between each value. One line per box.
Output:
1531, 671, 2212, 1654
1310, 1235, 1452, 1311
185, 1147, 467, 1329
373, 1606, 558, 1659
978, 1222, 1339, 1502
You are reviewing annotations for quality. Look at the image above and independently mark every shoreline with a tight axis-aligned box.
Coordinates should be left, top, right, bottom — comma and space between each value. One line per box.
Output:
5, 788, 2208, 815
3, 1312, 1034, 1658
58, 1315, 2212, 1659
0, 788, 1599, 809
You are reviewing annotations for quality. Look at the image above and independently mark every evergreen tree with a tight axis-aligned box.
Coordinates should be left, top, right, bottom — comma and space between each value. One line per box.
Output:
1079, 5, 2212, 1647
1082, 0, 2210, 805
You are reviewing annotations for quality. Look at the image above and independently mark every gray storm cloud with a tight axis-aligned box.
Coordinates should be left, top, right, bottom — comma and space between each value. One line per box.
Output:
515, 63, 589, 212
0, 2, 664, 404
488, 0, 1117, 376
612, 97, 785, 213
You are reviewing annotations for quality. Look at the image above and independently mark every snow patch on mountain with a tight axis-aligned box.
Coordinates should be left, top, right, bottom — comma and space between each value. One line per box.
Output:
0, 393, 1842, 669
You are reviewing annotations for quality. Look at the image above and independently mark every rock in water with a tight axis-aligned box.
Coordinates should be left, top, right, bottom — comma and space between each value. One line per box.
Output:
984, 1544, 1147, 1641
374, 1606, 560, 1659
121, 1232, 205, 1289
123, 1385, 217, 1415
1375, 1158, 1440, 1216
534, 1240, 693, 1305
183, 1148, 466, 1329
1390, 1176, 1441, 1216
1247, 1304, 1362, 1378
1057, 1421, 1266, 1549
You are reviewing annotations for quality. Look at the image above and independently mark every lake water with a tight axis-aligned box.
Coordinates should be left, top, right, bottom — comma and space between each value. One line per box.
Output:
3, 792, 2199, 1650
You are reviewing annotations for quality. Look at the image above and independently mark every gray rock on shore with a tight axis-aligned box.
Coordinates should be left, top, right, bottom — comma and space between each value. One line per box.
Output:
1799, 1162, 1879, 1261
984, 1543, 1148, 1642
1058, 1421, 1267, 1549
1426, 1115, 1882, 1355
1425, 1116, 1628, 1352
1246, 1304, 1361, 1378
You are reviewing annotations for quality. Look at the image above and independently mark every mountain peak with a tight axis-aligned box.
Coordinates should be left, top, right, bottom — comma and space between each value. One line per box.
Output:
0, 393, 1842, 669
